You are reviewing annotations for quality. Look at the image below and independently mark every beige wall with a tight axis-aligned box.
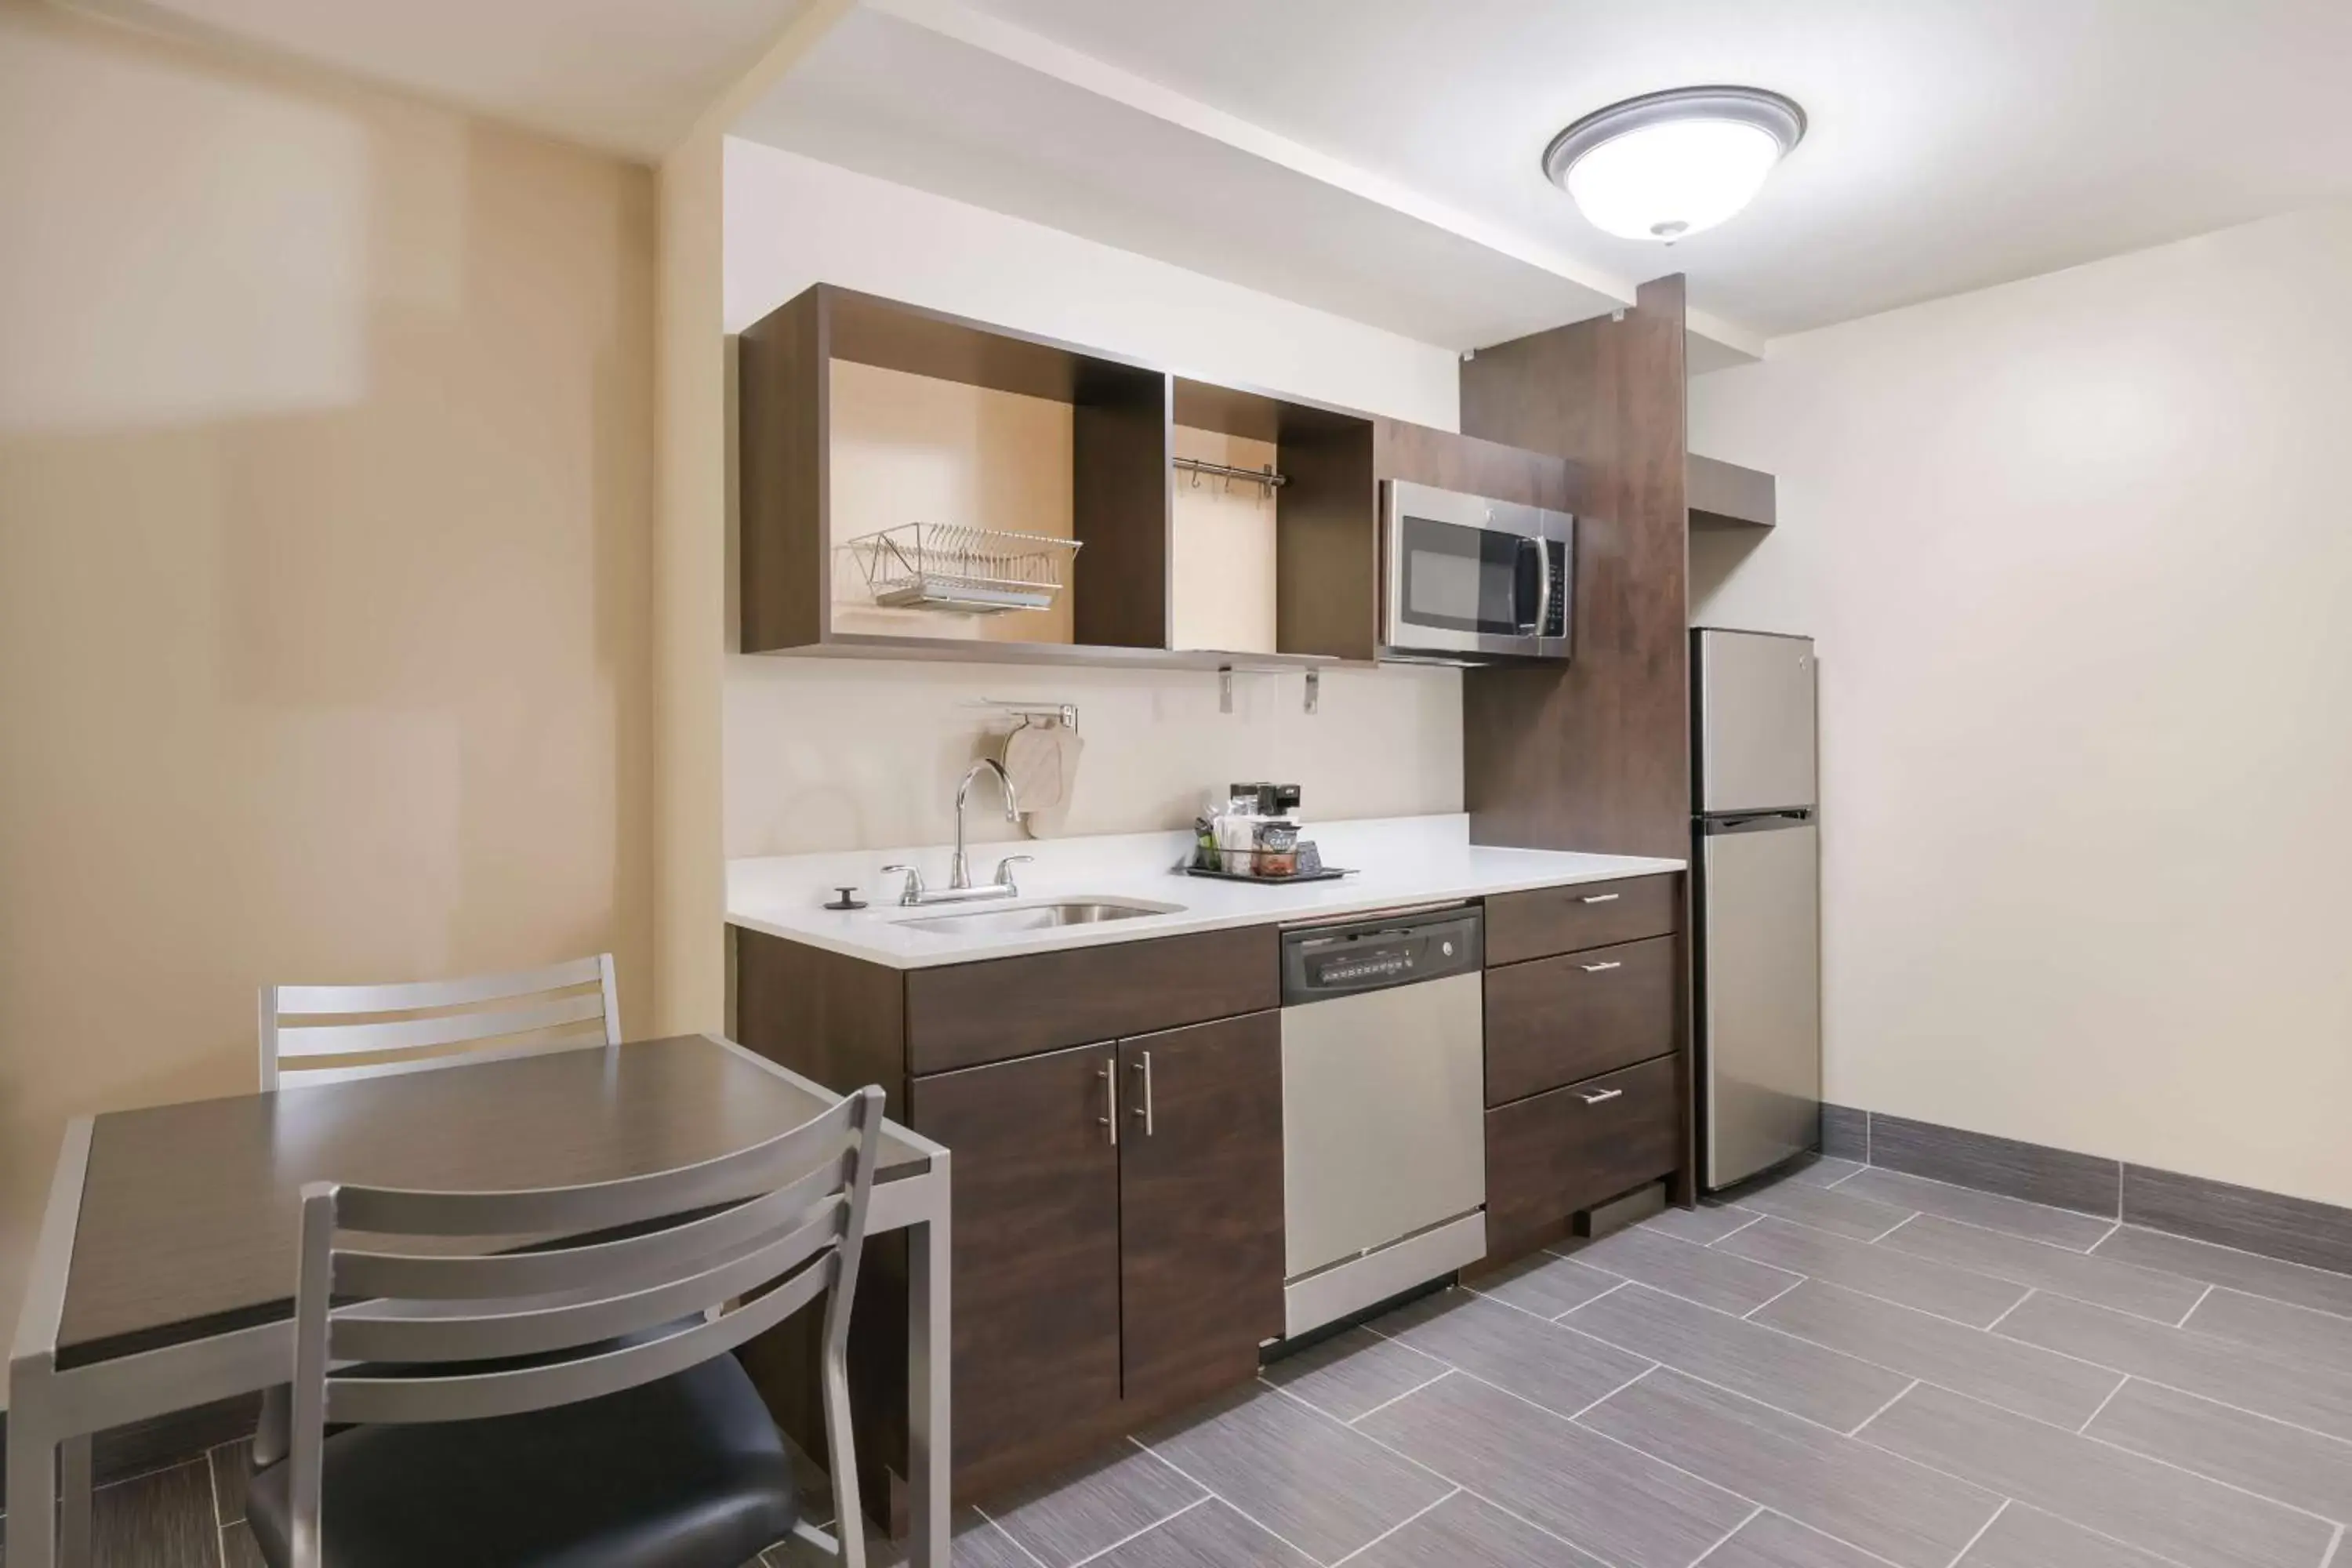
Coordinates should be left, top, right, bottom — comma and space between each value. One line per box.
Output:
0, 2, 655, 1400
1690, 205, 2352, 1208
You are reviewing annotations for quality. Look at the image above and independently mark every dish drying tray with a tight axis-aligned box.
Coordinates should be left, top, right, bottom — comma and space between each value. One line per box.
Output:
848, 522, 1081, 614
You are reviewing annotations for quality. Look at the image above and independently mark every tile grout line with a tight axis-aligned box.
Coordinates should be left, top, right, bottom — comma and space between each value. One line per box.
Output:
1847, 1377, 1922, 1436
1698, 1211, 1766, 1247
1981, 1287, 2036, 1334
2321, 1522, 2344, 1568
1848, 1163, 2122, 1248
1739, 1274, 1806, 1320
1334, 1366, 1457, 1428
971, 1501, 1055, 1568
1564, 1362, 1660, 1425
2174, 1281, 2216, 1329
1941, 1497, 2010, 1568
1845, 1376, 2350, 1531
1871, 1210, 1922, 1245
1325, 1484, 1460, 1567
2074, 1374, 2130, 1434
1686, 1504, 1765, 1566
1554, 1277, 1635, 1319
1125, 1434, 1323, 1566
1061, 1492, 1210, 1568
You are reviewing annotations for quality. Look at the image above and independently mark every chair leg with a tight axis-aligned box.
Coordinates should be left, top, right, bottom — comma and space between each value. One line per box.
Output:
820, 1341, 866, 1568
254, 1385, 291, 1468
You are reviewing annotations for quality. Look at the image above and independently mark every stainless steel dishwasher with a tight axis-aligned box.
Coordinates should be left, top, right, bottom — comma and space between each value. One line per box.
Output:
1279, 904, 1486, 1338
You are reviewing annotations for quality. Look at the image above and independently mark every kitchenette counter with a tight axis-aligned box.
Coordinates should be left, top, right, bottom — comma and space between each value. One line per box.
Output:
727, 813, 1683, 969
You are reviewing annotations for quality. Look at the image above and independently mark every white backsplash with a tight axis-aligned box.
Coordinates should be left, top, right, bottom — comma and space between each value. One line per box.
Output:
722, 655, 1463, 858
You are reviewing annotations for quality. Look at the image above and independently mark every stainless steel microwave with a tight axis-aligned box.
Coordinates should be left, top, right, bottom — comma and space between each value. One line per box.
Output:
1380, 480, 1573, 664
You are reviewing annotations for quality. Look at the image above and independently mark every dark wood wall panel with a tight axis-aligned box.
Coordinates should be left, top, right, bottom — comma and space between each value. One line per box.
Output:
1073, 367, 1174, 649
1373, 418, 1580, 513
737, 287, 829, 652
1459, 276, 1692, 859
1276, 421, 1379, 661
734, 925, 909, 1115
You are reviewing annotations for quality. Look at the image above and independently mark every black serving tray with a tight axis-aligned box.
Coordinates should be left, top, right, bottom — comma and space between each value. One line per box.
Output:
1182, 864, 1352, 885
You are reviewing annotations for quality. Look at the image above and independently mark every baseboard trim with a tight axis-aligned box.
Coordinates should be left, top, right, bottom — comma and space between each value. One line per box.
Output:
1824, 1103, 2352, 1278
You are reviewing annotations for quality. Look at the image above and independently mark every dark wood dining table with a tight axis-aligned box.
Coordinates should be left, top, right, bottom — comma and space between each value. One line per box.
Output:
6, 1033, 952, 1568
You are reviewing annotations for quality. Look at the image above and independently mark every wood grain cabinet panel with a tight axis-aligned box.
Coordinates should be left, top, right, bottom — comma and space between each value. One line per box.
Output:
1484, 874, 1681, 967
904, 925, 1277, 1074
1484, 935, 1678, 1106
1485, 1056, 1680, 1247
906, 1044, 1123, 1486
1116, 1012, 1286, 1407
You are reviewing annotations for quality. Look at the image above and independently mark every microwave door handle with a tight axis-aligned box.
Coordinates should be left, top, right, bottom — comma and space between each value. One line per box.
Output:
1523, 535, 1549, 637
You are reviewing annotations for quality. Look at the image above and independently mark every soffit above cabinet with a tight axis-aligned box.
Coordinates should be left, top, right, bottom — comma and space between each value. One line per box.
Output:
727, 2, 1765, 366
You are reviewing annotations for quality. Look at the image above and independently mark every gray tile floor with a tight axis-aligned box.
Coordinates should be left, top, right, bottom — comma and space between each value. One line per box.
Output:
930, 1156, 2352, 1568
16, 1154, 2352, 1568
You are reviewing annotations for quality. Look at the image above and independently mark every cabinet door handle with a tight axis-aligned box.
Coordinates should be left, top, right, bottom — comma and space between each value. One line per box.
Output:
1581, 960, 1624, 974
1579, 891, 1621, 905
1098, 1062, 1118, 1146
1577, 1087, 1624, 1105
1131, 1051, 1155, 1136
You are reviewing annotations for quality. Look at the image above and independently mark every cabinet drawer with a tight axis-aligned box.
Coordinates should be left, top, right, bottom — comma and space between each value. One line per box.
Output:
906, 925, 1277, 1075
1484, 936, 1678, 1107
1485, 875, 1679, 967
1485, 1056, 1679, 1244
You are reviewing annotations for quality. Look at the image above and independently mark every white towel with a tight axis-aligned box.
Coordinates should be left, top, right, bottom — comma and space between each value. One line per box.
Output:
1004, 720, 1082, 837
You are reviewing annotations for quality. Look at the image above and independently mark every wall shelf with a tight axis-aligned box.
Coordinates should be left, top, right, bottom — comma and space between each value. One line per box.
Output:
1688, 452, 1777, 530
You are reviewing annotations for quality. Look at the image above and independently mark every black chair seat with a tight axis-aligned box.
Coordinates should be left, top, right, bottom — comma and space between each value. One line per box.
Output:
245, 1355, 797, 1568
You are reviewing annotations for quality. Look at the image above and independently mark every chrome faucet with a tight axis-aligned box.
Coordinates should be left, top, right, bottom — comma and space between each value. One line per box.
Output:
950, 757, 1020, 889
880, 758, 1031, 907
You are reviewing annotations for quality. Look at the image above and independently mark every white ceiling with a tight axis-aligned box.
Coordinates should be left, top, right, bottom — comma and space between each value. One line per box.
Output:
943, 0, 2352, 339
60, 0, 808, 158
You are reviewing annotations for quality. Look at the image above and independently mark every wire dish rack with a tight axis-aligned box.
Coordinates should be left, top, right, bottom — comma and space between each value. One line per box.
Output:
846, 523, 1082, 614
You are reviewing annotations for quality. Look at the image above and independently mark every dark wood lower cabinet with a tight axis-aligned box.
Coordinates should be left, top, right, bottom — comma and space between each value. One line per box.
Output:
1116, 1013, 1284, 1407
906, 1043, 1122, 1490
1485, 1054, 1680, 1253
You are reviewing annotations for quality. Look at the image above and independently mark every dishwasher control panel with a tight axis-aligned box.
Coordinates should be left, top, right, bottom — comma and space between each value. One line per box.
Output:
1280, 906, 1483, 1003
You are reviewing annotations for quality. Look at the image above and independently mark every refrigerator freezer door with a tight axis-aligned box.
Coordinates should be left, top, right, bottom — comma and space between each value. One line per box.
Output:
1702, 818, 1822, 1188
1697, 630, 1817, 813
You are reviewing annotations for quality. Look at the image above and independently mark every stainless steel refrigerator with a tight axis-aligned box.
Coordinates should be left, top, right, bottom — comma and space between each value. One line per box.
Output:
1692, 627, 1823, 1190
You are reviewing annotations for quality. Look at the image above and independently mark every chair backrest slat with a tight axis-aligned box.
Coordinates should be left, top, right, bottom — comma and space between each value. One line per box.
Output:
260, 954, 620, 1090
332, 1096, 855, 1239
324, 1253, 837, 1427
274, 993, 606, 1059
330, 1152, 851, 1302
287, 1083, 886, 1563
329, 1198, 844, 1367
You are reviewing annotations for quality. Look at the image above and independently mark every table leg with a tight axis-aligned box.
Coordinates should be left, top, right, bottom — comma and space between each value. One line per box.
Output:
906, 1167, 951, 1568
5, 1367, 60, 1568
60, 1433, 93, 1566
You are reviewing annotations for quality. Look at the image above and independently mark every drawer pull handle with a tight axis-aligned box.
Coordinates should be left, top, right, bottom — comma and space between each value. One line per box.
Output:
1579, 892, 1621, 904
1577, 1087, 1624, 1105
1581, 960, 1624, 974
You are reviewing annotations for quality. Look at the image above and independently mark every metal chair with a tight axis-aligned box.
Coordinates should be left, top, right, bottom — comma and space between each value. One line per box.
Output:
242, 1085, 886, 1568
258, 953, 622, 1090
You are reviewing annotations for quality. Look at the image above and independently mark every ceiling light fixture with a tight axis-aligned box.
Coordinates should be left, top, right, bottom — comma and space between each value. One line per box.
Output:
1543, 85, 1806, 243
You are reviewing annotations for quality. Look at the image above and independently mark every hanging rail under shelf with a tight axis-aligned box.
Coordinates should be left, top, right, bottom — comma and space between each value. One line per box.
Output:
1174, 457, 1288, 491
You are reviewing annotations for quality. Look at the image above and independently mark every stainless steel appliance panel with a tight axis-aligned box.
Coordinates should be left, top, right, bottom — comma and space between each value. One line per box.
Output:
1381, 480, 1573, 663
1281, 970, 1486, 1280
1696, 629, 1817, 813
1701, 817, 1823, 1187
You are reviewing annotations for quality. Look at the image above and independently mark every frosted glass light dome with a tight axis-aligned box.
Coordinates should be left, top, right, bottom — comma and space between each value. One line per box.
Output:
1544, 87, 1806, 243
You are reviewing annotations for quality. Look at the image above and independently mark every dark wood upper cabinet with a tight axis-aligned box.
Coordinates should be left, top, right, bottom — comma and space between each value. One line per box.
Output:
737, 283, 1573, 670
906, 1043, 1123, 1494
1116, 1012, 1285, 1408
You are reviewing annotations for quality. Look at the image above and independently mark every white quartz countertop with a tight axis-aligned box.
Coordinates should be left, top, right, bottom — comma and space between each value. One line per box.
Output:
727, 815, 1684, 970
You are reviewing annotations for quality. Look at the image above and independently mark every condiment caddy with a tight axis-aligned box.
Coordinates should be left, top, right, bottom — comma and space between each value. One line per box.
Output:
1184, 782, 1352, 884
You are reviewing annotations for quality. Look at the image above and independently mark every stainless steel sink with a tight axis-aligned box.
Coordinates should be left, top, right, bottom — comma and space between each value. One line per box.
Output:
893, 899, 1178, 937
